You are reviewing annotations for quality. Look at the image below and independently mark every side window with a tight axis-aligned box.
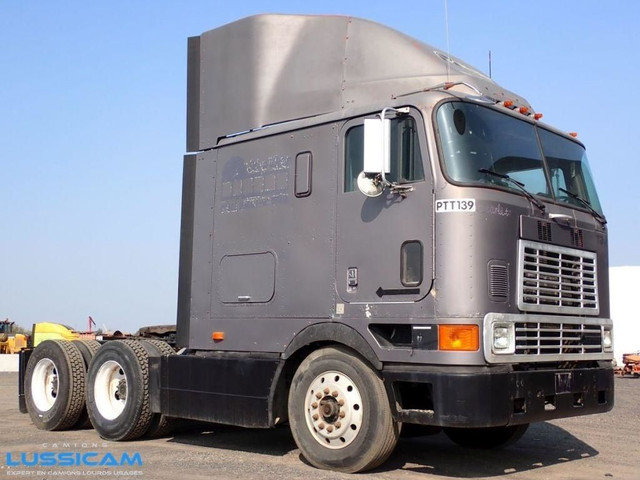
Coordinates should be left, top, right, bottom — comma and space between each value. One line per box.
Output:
345, 125, 364, 193
344, 116, 425, 192
401, 240, 423, 287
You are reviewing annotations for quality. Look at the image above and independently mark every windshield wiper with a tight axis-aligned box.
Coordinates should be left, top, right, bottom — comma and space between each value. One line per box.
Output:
559, 188, 607, 225
478, 168, 546, 212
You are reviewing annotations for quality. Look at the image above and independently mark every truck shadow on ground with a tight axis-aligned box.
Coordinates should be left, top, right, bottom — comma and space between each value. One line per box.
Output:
168, 421, 598, 477
382, 422, 599, 477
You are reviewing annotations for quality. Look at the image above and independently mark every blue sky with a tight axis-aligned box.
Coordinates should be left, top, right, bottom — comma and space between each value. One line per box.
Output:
1, 1, 638, 331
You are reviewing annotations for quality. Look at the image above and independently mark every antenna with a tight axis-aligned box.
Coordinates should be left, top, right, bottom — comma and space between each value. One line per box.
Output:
444, 0, 451, 81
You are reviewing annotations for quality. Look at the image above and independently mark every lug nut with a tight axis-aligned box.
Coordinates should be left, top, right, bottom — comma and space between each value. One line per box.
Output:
318, 422, 325, 430
339, 411, 346, 418
326, 425, 334, 433
312, 414, 319, 421
335, 421, 341, 428
338, 399, 345, 406
311, 402, 318, 409
332, 390, 338, 397
315, 392, 322, 399
324, 388, 330, 395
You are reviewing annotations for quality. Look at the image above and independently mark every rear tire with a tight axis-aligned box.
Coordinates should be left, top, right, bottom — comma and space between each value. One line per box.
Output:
86, 340, 154, 441
444, 424, 529, 449
24, 340, 86, 430
140, 339, 176, 438
288, 346, 399, 473
72, 340, 102, 428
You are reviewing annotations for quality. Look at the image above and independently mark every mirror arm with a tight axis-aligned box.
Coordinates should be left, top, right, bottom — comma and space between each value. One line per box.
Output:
390, 183, 414, 198
379, 106, 410, 187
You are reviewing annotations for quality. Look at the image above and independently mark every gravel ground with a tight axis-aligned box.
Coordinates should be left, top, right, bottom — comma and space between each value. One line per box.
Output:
1, 372, 638, 480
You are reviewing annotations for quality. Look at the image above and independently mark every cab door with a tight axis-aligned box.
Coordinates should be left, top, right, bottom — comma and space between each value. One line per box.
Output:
336, 110, 433, 304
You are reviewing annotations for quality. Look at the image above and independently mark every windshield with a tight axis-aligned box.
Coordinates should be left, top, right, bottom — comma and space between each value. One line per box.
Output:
537, 128, 603, 214
436, 101, 603, 214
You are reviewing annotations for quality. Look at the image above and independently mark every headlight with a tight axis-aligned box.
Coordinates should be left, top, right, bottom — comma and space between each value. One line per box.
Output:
492, 323, 515, 354
603, 327, 613, 352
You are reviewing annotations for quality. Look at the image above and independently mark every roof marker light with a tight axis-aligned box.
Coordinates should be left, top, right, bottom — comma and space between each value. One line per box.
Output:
519, 106, 529, 115
503, 100, 514, 108
569, 132, 579, 138
534, 113, 543, 120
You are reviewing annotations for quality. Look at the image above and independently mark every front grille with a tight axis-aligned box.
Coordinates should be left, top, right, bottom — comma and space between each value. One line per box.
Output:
515, 321, 603, 356
483, 313, 612, 364
517, 240, 599, 315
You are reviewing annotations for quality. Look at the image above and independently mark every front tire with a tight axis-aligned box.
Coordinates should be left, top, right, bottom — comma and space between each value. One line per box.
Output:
288, 346, 399, 473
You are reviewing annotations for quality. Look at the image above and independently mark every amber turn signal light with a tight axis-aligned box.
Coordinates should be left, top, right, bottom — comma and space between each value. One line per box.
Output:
212, 331, 225, 341
438, 325, 479, 351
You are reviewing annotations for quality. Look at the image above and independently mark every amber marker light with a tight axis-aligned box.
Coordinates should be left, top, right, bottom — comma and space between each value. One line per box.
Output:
519, 106, 529, 115
438, 325, 479, 351
569, 132, 579, 138
503, 100, 514, 108
534, 113, 543, 120
212, 331, 225, 342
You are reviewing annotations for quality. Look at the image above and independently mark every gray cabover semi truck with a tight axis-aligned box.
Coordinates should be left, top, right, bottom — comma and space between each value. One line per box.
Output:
19, 14, 613, 473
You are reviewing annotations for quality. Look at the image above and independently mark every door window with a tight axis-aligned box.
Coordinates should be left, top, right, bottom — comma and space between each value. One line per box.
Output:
344, 116, 425, 192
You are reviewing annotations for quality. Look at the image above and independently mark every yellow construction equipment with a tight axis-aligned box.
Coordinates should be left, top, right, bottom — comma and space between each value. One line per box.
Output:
0, 319, 28, 354
31, 322, 80, 347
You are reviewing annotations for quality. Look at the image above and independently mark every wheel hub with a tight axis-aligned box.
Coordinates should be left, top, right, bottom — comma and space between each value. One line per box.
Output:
115, 379, 127, 401
319, 396, 340, 423
304, 370, 363, 449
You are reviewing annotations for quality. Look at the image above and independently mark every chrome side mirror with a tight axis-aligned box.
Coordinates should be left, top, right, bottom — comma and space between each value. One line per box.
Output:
357, 107, 411, 198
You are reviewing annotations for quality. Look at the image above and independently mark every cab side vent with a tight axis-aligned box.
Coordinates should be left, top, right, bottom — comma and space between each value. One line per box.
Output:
571, 228, 584, 248
488, 261, 509, 301
537, 221, 552, 242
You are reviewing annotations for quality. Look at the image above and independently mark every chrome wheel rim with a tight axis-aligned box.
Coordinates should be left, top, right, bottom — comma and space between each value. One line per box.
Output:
304, 370, 363, 449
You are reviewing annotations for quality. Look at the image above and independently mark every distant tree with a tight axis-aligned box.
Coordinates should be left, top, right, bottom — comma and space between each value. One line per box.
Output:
12, 324, 32, 335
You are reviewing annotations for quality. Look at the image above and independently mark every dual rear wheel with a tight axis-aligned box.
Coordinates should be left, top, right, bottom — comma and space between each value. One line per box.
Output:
86, 339, 175, 440
24, 340, 86, 430
24, 338, 175, 440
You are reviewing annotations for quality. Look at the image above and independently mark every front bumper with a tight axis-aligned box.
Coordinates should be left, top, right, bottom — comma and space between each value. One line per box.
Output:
383, 363, 614, 427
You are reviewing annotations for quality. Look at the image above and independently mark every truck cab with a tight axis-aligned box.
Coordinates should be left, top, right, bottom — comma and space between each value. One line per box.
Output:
19, 14, 613, 474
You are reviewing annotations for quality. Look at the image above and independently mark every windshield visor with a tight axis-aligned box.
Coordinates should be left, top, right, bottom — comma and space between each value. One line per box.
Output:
437, 102, 550, 196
